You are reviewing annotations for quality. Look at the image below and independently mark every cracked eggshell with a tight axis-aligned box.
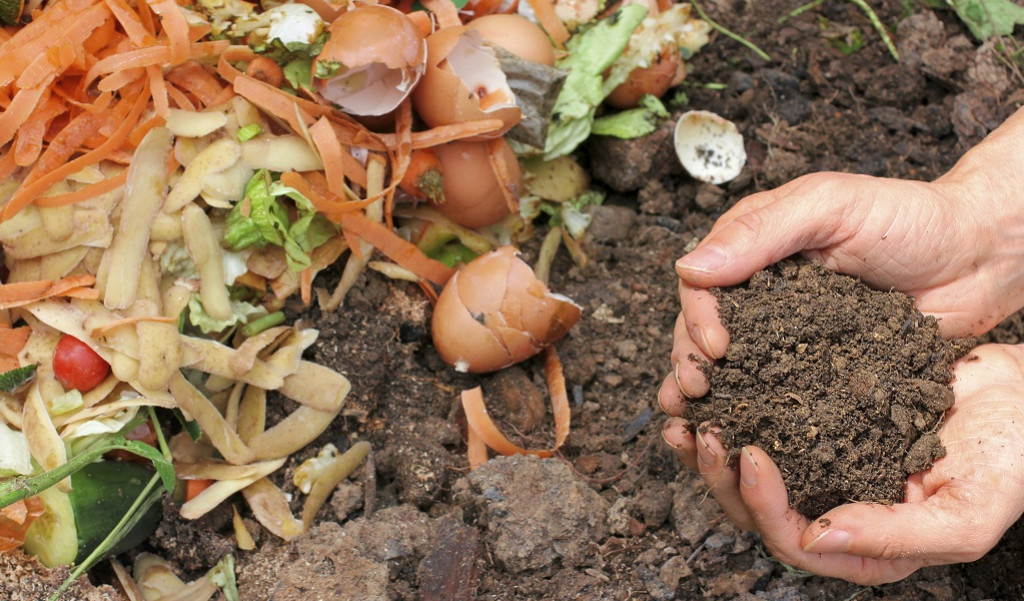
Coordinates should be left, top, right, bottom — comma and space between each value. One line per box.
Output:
466, 14, 556, 66
605, 48, 682, 109
673, 110, 746, 184
313, 5, 426, 116
431, 246, 582, 374
412, 26, 521, 139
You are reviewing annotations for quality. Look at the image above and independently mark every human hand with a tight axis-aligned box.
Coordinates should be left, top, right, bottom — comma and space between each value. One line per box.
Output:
660, 108, 1024, 410
662, 343, 1024, 585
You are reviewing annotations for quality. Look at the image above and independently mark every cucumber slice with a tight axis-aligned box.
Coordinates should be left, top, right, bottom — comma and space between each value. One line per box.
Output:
22, 485, 79, 567
70, 460, 163, 563
21, 460, 163, 566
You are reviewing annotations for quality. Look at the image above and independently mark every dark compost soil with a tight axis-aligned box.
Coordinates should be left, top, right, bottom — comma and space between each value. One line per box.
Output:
687, 259, 973, 518
7, 1, 1024, 600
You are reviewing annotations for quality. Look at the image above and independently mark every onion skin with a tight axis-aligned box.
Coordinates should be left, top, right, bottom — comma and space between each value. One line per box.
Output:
431, 138, 520, 229
605, 47, 682, 110
431, 246, 581, 373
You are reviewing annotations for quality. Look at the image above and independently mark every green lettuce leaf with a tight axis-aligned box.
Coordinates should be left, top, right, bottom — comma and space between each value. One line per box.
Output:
225, 170, 337, 272
542, 4, 648, 160
591, 94, 669, 139
954, 0, 1024, 40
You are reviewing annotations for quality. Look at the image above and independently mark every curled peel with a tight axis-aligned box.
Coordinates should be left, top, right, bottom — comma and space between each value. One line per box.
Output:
462, 345, 570, 468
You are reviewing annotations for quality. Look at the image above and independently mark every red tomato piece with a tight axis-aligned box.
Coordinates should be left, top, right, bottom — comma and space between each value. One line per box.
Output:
52, 335, 110, 392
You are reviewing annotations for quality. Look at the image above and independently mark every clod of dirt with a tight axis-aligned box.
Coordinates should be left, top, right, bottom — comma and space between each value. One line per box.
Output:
0, 550, 123, 601
687, 259, 973, 518
452, 454, 609, 573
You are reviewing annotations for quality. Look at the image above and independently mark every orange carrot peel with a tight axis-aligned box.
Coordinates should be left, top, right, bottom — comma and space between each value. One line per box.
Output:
462, 346, 571, 469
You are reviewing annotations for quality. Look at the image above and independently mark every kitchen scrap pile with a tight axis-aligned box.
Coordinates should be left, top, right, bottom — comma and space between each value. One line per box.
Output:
0, 0, 710, 596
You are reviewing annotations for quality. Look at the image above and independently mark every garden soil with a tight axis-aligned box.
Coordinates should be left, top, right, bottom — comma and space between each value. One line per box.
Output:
8, 1, 1024, 600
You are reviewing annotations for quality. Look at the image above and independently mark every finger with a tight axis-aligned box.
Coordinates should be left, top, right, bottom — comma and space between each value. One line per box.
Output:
739, 447, 921, 585
801, 484, 1008, 565
696, 429, 755, 531
670, 311, 715, 399
678, 281, 729, 360
662, 417, 698, 471
675, 173, 855, 288
658, 370, 687, 417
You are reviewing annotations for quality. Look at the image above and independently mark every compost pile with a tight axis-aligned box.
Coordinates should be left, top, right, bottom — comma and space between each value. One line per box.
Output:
4, 1, 1024, 600
687, 259, 974, 518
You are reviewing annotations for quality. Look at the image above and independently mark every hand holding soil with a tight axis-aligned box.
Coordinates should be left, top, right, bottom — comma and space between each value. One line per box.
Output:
660, 106, 1024, 585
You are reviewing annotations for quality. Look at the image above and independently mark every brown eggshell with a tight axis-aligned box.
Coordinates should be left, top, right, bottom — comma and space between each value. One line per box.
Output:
466, 14, 555, 66
314, 5, 426, 116
431, 138, 520, 229
411, 26, 521, 138
431, 246, 582, 373
605, 47, 682, 110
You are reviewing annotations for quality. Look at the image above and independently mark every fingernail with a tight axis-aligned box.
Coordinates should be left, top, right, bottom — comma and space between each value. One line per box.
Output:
661, 418, 686, 449
696, 430, 716, 467
673, 361, 684, 393
677, 244, 728, 274
693, 325, 713, 357
803, 529, 852, 554
740, 447, 758, 487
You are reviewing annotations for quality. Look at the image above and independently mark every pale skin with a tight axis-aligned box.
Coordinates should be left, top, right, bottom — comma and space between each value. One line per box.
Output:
659, 106, 1024, 585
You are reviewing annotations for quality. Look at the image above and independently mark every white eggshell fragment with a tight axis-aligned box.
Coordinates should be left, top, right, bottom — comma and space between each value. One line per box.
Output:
673, 110, 746, 184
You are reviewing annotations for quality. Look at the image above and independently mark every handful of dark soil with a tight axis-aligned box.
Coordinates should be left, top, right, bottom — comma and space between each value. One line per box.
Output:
687, 259, 974, 517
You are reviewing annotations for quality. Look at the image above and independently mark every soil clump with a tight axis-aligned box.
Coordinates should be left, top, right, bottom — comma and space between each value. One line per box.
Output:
687, 259, 974, 517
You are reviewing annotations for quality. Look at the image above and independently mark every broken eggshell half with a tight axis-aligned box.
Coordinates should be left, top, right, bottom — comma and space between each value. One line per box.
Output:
673, 110, 746, 185
431, 246, 581, 373
313, 5, 427, 116
412, 26, 521, 139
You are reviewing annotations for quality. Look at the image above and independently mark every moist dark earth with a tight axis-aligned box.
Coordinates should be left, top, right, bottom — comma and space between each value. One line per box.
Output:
8, 1, 1024, 600
687, 259, 973, 519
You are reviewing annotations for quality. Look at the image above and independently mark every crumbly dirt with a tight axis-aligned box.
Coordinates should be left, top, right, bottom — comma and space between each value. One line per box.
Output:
22, 1, 1024, 600
687, 259, 973, 518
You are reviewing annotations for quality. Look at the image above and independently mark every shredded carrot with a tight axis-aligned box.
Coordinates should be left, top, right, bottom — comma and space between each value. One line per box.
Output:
487, 137, 519, 213
164, 80, 198, 111
338, 212, 455, 286
104, 0, 155, 45
0, 325, 32, 359
185, 478, 214, 502
147, 64, 170, 116
461, 346, 571, 467
0, 274, 99, 310
377, 118, 507, 150
149, 0, 189, 64
300, 267, 313, 306
309, 117, 347, 199
165, 61, 224, 107
3, 79, 150, 219
35, 170, 128, 208
0, 497, 45, 553
525, 0, 570, 47
0, 86, 46, 148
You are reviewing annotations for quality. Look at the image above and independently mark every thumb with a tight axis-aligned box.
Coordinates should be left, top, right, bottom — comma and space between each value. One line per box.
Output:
675, 173, 857, 287
801, 488, 1004, 564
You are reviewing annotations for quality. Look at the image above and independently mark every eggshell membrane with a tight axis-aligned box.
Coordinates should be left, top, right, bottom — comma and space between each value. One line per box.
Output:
431, 246, 582, 373
605, 47, 682, 109
466, 14, 556, 66
411, 26, 521, 138
431, 138, 520, 229
314, 5, 426, 116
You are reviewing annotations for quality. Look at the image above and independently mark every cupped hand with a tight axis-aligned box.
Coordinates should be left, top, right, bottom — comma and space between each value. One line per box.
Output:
662, 343, 1024, 585
661, 107, 1024, 410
